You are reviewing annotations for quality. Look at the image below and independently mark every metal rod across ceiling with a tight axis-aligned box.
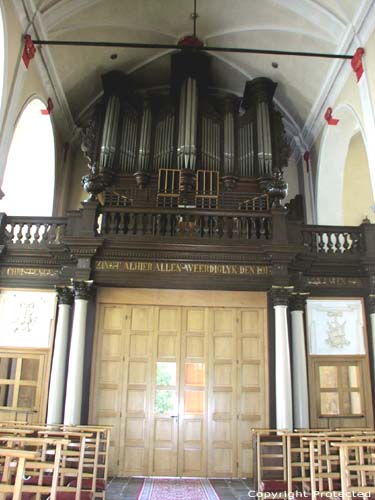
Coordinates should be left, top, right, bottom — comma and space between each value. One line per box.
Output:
31, 39, 353, 60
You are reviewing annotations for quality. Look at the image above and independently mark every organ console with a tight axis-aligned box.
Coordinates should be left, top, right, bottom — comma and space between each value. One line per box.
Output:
80, 45, 290, 209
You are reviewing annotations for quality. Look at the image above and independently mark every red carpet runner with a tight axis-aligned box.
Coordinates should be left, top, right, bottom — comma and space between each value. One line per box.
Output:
137, 478, 220, 500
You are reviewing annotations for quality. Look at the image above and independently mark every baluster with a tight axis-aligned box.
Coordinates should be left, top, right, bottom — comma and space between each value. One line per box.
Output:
110, 213, 117, 234
6, 223, 15, 243
249, 217, 256, 239
165, 214, 172, 236
220, 216, 227, 239
145, 213, 153, 235
232, 217, 239, 238
40, 223, 48, 243
135, 213, 143, 236
34, 223, 41, 244
128, 213, 136, 234
49, 223, 57, 244
203, 216, 209, 238
213, 216, 220, 238
155, 214, 161, 236
342, 232, 350, 253
23, 223, 32, 244
240, 216, 248, 240
326, 232, 333, 253
258, 218, 266, 239
265, 217, 271, 239
139, 213, 146, 236
334, 232, 341, 253
254, 217, 261, 239
116, 212, 124, 234
317, 232, 325, 253
15, 223, 24, 244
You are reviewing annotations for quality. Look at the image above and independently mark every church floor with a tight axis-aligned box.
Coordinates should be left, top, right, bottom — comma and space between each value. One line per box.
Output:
107, 477, 254, 499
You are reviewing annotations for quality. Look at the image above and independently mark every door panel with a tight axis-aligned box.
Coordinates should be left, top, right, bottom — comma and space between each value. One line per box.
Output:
179, 308, 208, 476
121, 305, 154, 475
150, 307, 181, 475
90, 305, 127, 473
237, 308, 267, 477
208, 308, 237, 477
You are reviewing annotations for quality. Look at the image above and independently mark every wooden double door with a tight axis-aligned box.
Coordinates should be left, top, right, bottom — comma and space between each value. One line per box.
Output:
90, 293, 268, 478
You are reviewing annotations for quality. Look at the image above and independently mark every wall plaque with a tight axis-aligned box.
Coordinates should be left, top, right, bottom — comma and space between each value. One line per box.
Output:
306, 299, 365, 355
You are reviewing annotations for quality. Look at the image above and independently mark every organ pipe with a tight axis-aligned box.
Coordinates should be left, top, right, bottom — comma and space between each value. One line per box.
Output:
119, 112, 138, 172
99, 95, 120, 171
242, 77, 277, 177
177, 77, 198, 170
137, 101, 152, 172
223, 99, 236, 175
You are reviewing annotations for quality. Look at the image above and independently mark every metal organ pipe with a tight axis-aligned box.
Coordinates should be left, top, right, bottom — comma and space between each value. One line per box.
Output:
223, 111, 234, 175
99, 95, 120, 171
137, 102, 152, 172
256, 100, 272, 176
177, 77, 198, 170
119, 112, 138, 172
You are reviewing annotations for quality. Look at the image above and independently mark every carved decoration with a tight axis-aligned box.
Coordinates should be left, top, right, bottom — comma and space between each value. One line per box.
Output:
56, 286, 74, 306
80, 119, 97, 168
290, 293, 308, 311
367, 295, 375, 315
72, 280, 94, 300
271, 286, 293, 306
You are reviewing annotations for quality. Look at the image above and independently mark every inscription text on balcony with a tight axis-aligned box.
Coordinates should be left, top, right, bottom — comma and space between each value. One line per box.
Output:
95, 260, 270, 276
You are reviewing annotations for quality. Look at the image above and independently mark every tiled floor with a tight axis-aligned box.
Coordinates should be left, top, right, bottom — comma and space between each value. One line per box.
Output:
107, 477, 254, 500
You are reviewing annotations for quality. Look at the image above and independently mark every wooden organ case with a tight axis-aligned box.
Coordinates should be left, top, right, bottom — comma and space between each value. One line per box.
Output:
80, 49, 290, 212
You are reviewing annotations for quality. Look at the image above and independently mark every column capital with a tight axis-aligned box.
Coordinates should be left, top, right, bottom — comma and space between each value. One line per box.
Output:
290, 293, 309, 312
367, 295, 375, 315
56, 286, 74, 306
72, 280, 94, 301
271, 286, 294, 307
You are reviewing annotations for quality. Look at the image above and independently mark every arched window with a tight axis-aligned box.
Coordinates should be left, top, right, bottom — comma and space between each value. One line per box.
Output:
0, 98, 55, 216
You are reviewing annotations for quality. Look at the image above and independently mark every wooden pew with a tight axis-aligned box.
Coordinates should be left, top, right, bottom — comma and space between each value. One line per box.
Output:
0, 448, 40, 500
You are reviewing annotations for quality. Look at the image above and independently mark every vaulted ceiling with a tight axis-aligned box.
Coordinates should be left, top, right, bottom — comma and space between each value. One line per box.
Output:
19, 0, 374, 146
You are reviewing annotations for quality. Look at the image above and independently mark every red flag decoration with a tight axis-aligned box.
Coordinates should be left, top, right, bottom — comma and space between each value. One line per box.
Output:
324, 107, 339, 125
22, 34, 36, 69
351, 47, 365, 82
41, 98, 54, 115
303, 151, 310, 173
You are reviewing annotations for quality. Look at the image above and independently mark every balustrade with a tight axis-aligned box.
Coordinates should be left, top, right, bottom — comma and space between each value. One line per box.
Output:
301, 226, 363, 254
2, 216, 67, 245
0, 211, 371, 258
98, 207, 272, 240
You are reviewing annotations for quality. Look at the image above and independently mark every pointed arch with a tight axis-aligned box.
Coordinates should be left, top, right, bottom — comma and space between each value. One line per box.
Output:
316, 104, 372, 225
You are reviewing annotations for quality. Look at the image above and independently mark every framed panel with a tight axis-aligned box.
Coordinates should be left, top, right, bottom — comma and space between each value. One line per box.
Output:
306, 299, 365, 355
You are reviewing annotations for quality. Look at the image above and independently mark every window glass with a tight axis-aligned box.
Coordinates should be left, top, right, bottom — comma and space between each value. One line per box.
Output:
0, 99, 55, 215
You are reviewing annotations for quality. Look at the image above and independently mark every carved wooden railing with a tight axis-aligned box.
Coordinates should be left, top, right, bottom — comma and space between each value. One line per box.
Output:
1, 216, 68, 245
97, 207, 272, 240
301, 225, 363, 254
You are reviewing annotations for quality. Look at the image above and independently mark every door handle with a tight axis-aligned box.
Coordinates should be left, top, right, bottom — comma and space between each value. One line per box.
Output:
170, 415, 179, 418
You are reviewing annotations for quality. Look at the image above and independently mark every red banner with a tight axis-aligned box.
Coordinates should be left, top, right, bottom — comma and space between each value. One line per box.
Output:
351, 47, 365, 82
324, 107, 339, 125
22, 35, 36, 69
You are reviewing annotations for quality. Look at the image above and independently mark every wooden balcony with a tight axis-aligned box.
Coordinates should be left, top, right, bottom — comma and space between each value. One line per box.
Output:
0, 204, 373, 292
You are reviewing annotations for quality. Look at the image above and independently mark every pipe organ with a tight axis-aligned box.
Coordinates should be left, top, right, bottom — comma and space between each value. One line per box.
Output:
81, 48, 289, 208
